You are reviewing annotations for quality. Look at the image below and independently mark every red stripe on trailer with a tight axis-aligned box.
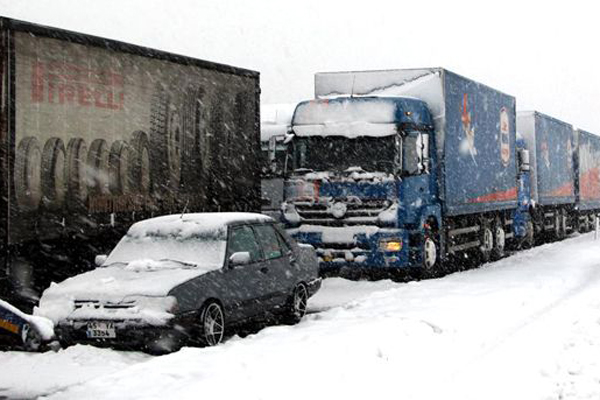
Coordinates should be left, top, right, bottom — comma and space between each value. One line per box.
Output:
467, 187, 517, 203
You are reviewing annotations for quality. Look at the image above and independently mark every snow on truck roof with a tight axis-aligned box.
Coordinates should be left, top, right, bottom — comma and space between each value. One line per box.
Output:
127, 213, 273, 239
291, 96, 431, 138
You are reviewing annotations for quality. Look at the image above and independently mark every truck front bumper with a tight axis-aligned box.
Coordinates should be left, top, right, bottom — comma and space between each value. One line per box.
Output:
290, 227, 412, 272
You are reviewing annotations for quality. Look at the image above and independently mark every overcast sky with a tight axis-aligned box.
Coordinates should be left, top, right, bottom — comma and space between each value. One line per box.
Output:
1, 0, 599, 133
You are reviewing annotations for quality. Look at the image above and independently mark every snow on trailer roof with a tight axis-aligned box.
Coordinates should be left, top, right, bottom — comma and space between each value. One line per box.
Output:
127, 213, 273, 239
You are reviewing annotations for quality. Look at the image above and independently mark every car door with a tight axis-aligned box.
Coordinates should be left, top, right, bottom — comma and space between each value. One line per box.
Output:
252, 223, 295, 308
223, 225, 269, 321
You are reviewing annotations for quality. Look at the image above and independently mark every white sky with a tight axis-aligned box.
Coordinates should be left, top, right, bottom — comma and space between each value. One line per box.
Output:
1, 0, 599, 133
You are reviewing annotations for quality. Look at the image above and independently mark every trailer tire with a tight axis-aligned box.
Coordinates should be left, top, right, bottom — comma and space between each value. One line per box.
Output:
491, 217, 506, 260
15, 137, 43, 210
555, 209, 566, 240
479, 220, 493, 264
41, 138, 67, 209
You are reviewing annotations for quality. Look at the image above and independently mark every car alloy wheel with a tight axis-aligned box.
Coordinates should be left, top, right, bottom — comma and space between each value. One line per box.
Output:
286, 284, 308, 324
200, 302, 225, 346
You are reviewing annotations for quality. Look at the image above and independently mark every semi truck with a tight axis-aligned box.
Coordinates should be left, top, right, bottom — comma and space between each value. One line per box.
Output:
0, 17, 261, 311
279, 68, 532, 277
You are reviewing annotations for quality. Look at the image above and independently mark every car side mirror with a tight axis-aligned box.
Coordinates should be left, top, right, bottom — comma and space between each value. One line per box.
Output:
95, 255, 108, 267
229, 252, 251, 268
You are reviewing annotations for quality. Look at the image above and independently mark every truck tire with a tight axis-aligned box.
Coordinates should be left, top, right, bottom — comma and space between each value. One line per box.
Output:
129, 131, 151, 194
15, 137, 42, 210
522, 220, 535, 249
66, 138, 88, 205
479, 220, 493, 264
419, 224, 443, 278
86, 139, 110, 195
491, 217, 506, 260
41, 138, 67, 209
109, 141, 130, 195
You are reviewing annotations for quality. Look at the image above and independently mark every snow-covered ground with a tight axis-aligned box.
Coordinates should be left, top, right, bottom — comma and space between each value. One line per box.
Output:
2, 233, 600, 399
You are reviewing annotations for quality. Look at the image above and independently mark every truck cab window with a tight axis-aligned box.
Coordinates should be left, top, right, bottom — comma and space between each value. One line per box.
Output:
402, 130, 425, 175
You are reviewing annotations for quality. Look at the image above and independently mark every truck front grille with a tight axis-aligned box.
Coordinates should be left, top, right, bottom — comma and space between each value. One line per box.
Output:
295, 201, 387, 226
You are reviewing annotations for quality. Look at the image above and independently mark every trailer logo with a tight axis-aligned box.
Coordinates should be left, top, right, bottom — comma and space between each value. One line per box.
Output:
460, 93, 477, 158
500, 107, 510, 166
30, 61, 125, 110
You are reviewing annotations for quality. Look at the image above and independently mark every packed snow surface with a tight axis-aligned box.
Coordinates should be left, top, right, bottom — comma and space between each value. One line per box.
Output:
3, 233, 600, 399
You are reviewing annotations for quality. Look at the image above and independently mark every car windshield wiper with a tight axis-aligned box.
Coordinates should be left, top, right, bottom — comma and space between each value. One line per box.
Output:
158, 259, 197, 268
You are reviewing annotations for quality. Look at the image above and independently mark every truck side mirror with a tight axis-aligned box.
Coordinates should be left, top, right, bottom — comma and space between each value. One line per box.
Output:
268, 135, 285, 174
518, 149, 530, 171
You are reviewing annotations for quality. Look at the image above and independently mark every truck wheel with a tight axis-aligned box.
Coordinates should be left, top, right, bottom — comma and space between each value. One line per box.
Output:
129, 131, 151, 194
15, 137, 43, 210
87, 139, 110, 195
109, 141, 130, 195
479, 221, 493, 264
522, 220, 535, 249
198, 301, 225, 346
491, 218, 505, 260
66, 138, 88, 205
283, 283, 308, 324
419, 226, 443, 278
41, 138, 67, 209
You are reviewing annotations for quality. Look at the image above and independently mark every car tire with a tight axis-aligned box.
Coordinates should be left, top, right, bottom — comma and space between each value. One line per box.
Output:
283, 283, 308, 325
198, 301, 225, 347
21, 324, 41, 352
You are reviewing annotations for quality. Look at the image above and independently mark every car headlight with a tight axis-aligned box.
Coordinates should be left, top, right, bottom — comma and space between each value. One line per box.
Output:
379, 239, 402, 252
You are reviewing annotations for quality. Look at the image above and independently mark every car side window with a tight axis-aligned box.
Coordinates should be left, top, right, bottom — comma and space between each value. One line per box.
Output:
276, 231, 292, 254
228, 226, 262, 263
253, 225, 283, 260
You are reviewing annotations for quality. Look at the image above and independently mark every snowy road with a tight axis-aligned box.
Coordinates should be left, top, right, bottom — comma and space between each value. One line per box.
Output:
2, 233, 600, 399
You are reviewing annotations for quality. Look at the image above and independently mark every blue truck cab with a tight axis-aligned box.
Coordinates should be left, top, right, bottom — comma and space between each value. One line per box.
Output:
283, 96, 439, 272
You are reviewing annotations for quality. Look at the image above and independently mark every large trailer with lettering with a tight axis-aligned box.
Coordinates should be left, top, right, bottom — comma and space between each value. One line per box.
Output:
0, 17, 261, 310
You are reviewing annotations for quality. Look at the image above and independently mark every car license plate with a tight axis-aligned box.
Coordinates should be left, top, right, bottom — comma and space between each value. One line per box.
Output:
86, 321, 116, 339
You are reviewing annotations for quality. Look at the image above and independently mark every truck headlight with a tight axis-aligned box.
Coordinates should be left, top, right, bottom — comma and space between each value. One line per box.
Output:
380, 239, 402, 252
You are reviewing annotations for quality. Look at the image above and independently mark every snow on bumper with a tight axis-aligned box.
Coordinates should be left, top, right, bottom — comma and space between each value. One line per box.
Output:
35, 295, 178, 327
288, 225, 410, 270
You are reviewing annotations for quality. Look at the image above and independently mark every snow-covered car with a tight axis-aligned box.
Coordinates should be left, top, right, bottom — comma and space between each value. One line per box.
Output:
0, 299, 57, 351
34, 213, 321, 353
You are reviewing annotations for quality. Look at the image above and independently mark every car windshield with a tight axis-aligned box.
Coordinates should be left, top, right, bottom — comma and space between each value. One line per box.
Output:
104, 232, 227, 270
290, 135, 399, 174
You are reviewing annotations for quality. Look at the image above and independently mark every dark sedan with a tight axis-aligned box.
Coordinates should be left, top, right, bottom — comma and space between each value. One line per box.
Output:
35, 213, 321, 353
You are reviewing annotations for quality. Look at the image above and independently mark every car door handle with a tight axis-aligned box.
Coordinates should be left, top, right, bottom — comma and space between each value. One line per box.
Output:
260, 267, 269, 274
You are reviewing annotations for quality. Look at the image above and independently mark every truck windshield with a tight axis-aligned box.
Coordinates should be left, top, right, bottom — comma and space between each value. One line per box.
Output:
290, 135, 399, 174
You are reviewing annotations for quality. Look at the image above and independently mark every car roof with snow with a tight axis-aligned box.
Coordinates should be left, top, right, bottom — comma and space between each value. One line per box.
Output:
126, 212, 274, 239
